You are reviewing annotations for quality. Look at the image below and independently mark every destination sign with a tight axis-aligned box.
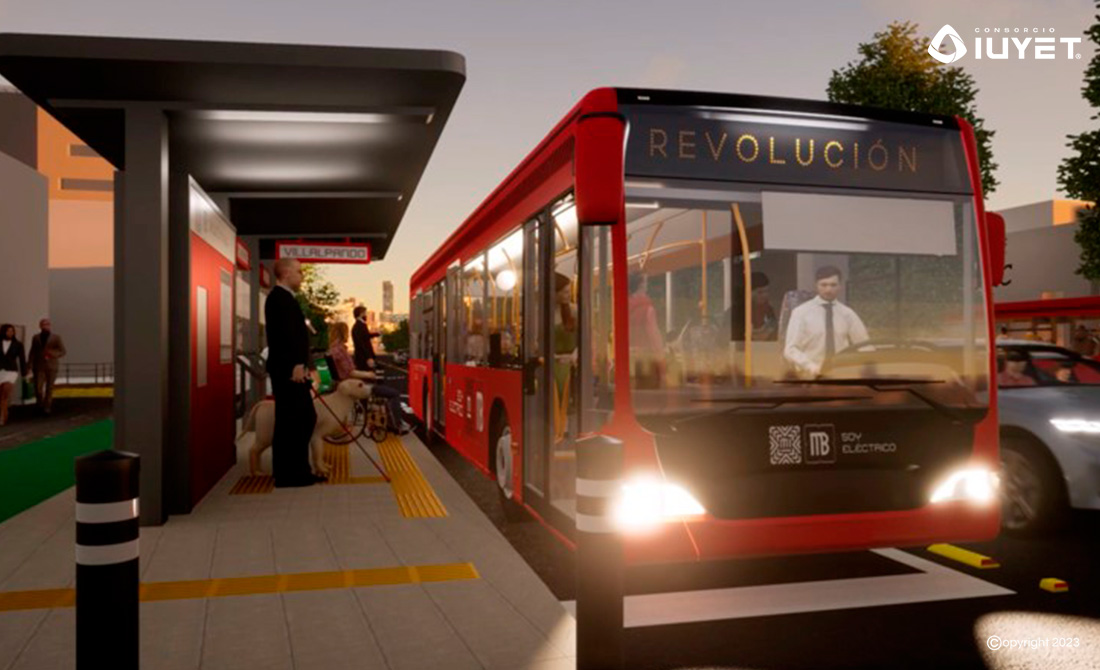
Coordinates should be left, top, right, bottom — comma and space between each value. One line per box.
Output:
275, 241, 372, 264
622, 106, 973, 194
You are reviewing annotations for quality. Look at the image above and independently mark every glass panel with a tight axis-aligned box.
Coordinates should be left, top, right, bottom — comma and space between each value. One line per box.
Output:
549, 195, 580, 519
219, 269, 233, 364
463, 255, 488, 365
582, 224, 615, 433
488, 229, 523, 368
623, 180, 989, 432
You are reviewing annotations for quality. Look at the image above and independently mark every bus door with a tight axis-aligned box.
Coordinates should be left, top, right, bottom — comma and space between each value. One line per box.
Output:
522, 215, 551, 505
432, 278, 448, 431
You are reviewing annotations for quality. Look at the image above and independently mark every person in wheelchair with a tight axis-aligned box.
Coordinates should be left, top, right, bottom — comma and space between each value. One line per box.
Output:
328, 322, 409, 435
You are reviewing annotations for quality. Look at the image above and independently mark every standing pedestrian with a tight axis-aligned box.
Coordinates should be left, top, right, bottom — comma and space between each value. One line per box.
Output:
1, 324, 30, 426
27, 318, 66, 414
352, 305, 380, 371
264, 259, 320, 487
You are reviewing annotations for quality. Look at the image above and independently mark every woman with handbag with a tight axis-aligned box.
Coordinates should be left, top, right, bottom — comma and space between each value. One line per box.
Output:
1, 324, 30, 426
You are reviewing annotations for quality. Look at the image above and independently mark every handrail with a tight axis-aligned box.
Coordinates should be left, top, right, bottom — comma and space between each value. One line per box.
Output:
57, 362, 115, 386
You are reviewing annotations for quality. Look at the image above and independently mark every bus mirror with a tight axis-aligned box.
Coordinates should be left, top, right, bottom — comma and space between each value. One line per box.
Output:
986, 212, 1006, 287
575, 113, 626, 225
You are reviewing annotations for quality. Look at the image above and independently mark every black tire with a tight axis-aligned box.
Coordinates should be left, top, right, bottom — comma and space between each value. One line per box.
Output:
1000, 434, 1068, 535
490, 411, 528, 523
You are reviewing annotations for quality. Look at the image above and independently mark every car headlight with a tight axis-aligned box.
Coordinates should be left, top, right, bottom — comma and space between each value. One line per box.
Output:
930, 467, 998, 504
612, 478, 706, 531
1050, 418, 1100, 434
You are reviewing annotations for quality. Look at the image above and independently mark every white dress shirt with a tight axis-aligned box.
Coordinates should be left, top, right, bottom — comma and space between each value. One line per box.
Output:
783, 295, 869, 377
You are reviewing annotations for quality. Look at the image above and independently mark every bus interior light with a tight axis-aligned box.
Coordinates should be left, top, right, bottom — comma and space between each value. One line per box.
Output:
495, 269, 517, 291
626, 201, 661, 210
613, 477, 706, 531
930, 467, 998, 504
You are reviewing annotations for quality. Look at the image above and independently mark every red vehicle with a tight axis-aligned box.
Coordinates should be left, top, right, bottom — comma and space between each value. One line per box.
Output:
409, 88, 1005, 563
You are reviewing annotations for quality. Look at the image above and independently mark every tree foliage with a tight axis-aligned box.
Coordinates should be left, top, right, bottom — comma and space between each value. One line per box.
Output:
295, 264, 341, 351
1064, 4, 1100, 282
827, 21, 998, 195
381, 318, 410, 353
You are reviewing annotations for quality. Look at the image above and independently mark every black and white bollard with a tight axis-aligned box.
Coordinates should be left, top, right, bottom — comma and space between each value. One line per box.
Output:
575, 434, 624, 670
75, 450, 140, 670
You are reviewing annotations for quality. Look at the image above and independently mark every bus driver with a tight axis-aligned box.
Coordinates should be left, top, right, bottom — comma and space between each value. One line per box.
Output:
783, 265, 869, 378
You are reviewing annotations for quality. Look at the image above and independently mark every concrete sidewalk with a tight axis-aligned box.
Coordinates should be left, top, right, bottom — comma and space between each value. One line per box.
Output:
0, 430, 576, 670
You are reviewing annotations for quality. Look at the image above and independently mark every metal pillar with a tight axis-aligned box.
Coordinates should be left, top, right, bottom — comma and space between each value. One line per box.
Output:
165, 155, 192, 515
113, 106, 169, 525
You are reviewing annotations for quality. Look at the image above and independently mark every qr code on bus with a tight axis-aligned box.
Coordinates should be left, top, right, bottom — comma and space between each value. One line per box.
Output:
768, 425, 803, 465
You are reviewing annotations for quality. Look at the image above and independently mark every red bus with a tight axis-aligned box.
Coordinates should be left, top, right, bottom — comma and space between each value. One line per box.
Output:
409, 88, 1003, 562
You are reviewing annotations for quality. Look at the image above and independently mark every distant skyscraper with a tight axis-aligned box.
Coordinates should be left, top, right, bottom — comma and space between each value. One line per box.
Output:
382, 280, 394, 314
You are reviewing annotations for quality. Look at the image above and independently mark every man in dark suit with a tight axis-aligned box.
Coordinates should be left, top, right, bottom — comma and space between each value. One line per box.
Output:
352, 305, 379, 371
264, 259, 319, 487
27, 318, 66, 414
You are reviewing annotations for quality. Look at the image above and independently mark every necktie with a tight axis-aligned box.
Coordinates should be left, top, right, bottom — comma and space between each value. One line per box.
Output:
823, 302, 835, 361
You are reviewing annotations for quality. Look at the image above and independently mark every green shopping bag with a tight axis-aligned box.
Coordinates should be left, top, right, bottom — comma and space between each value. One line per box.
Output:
21, 377, 34, 404
312, 358, 335, 395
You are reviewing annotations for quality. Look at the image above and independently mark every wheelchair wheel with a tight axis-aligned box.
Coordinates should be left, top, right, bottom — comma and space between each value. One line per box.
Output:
368, 398, 392, 443
326, 399, 367, 444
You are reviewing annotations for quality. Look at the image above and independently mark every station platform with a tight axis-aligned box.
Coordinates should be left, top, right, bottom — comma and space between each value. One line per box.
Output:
0, 429, 577, 670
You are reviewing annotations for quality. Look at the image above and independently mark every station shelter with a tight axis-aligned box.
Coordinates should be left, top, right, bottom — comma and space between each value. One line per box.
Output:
0, 33, 465, 524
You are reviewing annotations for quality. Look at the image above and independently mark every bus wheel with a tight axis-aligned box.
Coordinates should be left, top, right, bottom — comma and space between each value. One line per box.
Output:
1001, 435, 1067, 535
492, 417, 527, 523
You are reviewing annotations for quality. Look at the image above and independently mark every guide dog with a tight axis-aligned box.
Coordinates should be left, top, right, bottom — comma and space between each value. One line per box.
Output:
239, 378, 372, 477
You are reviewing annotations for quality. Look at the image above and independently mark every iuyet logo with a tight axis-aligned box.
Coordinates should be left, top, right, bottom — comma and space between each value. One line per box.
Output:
928, 25, 1081, 62
929, 24, 967, 64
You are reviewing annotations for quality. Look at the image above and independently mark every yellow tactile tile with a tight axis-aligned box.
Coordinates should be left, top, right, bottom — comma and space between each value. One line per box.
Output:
377, 435, 447, 518
229, 444, 385, 495
0, 562, 480, 612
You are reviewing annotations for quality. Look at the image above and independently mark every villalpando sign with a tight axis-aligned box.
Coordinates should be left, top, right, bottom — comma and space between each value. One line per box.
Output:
622, 106, 973, 195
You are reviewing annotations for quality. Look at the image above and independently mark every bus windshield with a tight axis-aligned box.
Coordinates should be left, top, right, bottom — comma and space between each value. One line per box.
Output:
621, 179, 990, 429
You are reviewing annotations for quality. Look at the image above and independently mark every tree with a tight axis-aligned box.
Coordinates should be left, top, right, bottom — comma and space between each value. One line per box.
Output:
295, 264, 341, 351
828, 21, 998, 195
1062, 2, 1100, 283
381, 318, 410, 353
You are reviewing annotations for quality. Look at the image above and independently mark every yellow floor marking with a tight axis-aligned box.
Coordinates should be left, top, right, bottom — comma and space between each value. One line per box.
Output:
0, 562, 479, 612
378, 435, 447, 518
229, 444, 385, 495
53, 386, 113, 398
927, 543, 1000, 569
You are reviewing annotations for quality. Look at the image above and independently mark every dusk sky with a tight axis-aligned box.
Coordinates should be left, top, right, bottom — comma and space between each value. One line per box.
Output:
1, 0, 1094, 312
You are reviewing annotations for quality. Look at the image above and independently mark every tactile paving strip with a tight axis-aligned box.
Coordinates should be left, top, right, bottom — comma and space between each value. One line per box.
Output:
377, 435, 448, 518
229, 443, 384, 495
0, 562, 480, 612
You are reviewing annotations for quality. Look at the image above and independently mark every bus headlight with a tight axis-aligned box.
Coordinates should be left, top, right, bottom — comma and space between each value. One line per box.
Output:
930, 468, 998, 504
612, 478, 706, 531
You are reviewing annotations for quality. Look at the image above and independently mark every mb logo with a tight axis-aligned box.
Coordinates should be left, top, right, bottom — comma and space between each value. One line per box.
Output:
804, 424, 837, 464
928, 24, 968, 64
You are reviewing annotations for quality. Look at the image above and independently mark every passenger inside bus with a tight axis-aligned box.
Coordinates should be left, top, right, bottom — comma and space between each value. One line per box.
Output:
553, 272, 578, 442
627, 272, 665, 388
725, 271, 778, 342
